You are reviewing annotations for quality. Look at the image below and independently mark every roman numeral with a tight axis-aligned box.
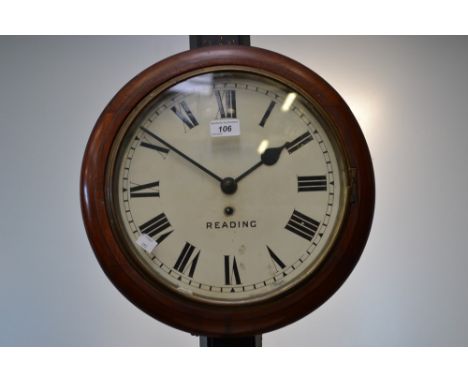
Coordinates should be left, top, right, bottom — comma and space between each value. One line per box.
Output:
285, 209, 320, 241
174, 242, 200, 278
224, 255, 241, 285
297, 175, 327, 192
139, 213, 173, 242
215, 89, 236, 119
154, 230, 173, 245
259, 100, 276, 127
171, 101, 199, 129
130, 181, 160, 198
267, 246, 286, 272
140, 141, 170, 154
286, 131, 313, 154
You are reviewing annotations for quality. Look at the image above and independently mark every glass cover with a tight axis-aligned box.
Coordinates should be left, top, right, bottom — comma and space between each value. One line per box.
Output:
111, 71, 348, 304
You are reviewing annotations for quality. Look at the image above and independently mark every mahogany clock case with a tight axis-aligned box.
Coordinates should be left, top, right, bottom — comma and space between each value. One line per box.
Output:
80, 46, 375, 337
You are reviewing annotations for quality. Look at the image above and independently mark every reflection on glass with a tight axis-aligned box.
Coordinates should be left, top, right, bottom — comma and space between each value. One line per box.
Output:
257, 139, 269, 154
171, 73, 213, 95
281, 92, 297, 111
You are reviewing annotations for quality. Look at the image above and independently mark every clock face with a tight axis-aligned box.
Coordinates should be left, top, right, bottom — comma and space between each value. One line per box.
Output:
109, 70, 349, 304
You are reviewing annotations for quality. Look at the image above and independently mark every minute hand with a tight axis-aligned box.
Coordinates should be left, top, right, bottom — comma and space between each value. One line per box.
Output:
141, 127, 223, 182
235, 143, 287, 183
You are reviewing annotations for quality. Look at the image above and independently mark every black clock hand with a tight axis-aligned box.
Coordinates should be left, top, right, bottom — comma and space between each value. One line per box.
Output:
235, 143, 287, 183
140, 127, 223, 183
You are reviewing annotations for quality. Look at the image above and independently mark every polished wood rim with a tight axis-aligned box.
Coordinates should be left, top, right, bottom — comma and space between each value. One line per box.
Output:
80, 46, 375, 337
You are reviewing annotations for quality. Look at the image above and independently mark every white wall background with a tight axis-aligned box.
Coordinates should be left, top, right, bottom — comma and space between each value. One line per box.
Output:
1, 36, 468, 346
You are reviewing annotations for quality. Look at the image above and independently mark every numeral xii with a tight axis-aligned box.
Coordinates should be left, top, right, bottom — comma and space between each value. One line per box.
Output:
215, 89, 236, 118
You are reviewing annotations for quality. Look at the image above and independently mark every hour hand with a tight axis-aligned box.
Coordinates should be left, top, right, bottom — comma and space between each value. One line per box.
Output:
260, 144, 287, 166
234, 143, 287, 183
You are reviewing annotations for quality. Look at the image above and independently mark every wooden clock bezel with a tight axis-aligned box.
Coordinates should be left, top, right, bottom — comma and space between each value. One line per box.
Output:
80, 46, 375, 337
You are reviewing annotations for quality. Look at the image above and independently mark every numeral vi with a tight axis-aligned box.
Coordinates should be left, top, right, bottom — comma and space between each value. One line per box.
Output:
224, 255, 241, 285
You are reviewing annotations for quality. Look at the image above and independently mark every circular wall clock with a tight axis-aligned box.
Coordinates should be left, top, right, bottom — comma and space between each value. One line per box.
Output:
80, 45, 374, 337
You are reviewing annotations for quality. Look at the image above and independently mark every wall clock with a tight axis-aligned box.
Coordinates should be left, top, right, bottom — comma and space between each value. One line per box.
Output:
80, 41, 374, 341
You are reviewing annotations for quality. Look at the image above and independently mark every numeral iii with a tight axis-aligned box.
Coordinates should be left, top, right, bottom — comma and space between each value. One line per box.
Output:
297, 176, 327, 192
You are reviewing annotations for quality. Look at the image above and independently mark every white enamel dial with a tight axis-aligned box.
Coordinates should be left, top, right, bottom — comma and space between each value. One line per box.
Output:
112, 71, 348, 304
